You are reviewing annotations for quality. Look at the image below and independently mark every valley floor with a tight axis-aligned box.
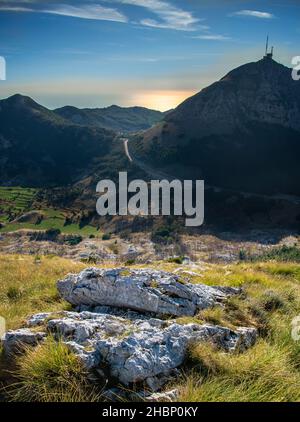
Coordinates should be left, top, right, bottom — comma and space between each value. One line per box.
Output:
0, 228, 298, 264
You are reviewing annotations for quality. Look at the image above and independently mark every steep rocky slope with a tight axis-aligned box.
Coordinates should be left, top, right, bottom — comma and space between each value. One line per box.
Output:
132, 57, 300, 195
0, 94, 116, 186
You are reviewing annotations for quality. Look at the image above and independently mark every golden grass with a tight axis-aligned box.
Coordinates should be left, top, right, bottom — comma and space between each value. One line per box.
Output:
0, 254, 87, 330
0, 255, 300, 402
179, 340, 300, 402
175, 261, 300, 402
8, 337, 103, 402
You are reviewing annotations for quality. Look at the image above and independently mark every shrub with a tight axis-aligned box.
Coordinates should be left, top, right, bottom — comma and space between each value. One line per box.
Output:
168, 256, 184, 264
251, 246, 300, 263
154, 227, 170, 238
108, 242, 119, 255
45, 228, 61, 239
125, 259, 135, 266
30, 228, 61, 242
65, 235, 83, 246
151, 226, 175, 244
6, 286, 23, 301
260, 291, 286, 312
102, 233, 111, 241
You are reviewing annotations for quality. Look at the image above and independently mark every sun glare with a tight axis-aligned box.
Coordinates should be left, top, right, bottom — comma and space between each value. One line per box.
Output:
132, 90, 195, 111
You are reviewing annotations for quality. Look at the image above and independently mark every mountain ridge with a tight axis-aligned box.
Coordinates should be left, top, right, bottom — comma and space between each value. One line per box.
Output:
132, 57, 300, 196
54, 103, 165, 133
0, 94, 116, 187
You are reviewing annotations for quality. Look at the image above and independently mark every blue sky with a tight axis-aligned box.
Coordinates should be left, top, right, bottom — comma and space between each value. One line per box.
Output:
0, 0, 299, 110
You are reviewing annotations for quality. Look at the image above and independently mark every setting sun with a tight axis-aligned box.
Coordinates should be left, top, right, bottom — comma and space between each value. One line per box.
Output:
132, 90, 195, 111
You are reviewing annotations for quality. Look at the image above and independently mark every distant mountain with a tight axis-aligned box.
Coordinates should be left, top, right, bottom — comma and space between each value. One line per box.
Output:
132, 57, 300, 196
0, 94, 116, 187
54, 104, 165, 133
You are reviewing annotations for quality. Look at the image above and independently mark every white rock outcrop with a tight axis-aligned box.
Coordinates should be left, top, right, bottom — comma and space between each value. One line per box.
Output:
57, 268, 241, 317
2, 328, 46, 355
2, 310, 257, 389
1, 268, 258, 396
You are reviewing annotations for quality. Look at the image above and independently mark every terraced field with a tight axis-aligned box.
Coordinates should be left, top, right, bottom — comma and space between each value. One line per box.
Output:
0, 187, 38, 221
0, 187, 100, 236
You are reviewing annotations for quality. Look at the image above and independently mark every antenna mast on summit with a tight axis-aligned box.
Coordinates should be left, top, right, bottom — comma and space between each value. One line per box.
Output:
265, 36, 269, 56
264, 36, 274, 59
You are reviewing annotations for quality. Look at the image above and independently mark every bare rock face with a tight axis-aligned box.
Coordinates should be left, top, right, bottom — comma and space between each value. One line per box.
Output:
1, 268, 258, 395
21, 311, 257, 389
2, 328, 46, 355
2, 310, 257, 392
57, 268, 241, 317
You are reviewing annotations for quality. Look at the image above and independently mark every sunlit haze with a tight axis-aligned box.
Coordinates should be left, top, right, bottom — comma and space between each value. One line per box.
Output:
0, 0, 299, 110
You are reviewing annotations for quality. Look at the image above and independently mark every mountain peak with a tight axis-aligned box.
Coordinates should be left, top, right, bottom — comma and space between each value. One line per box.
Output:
1, 94, 47, 113
4, 93, 37, 105
219, 57, 292, 86
133, 57, 300, 196
170, 57, 299, 131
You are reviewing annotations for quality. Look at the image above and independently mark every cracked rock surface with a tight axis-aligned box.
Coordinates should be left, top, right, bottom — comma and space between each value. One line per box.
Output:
2, 328, 46, 355
1, 267, 257, 395
57, 268, 241, 317
3, 310, 257, 389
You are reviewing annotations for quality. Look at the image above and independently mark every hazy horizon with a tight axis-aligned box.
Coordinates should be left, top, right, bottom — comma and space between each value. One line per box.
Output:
0, 0, 299, 111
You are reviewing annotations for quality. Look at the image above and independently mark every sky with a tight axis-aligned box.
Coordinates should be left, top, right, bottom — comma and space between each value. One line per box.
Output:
0, 0, 299, 111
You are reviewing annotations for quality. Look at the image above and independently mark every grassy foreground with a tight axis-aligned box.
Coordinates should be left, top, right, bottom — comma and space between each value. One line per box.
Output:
0, 254, 300, 401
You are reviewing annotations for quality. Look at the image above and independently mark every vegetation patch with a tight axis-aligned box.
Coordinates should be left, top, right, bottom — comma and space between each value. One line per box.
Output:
0, 187, 38, 222
245, 246, 300, 263
0, 254, 87, 330
0, 204, 101, 237
7, 337, 103, 402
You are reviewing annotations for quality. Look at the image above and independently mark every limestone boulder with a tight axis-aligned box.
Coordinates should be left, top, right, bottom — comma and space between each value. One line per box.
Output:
57, 268, 241, 317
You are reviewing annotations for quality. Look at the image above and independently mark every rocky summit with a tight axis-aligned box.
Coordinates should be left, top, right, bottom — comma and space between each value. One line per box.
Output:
132, 57, 300, 195
2, 268, 258, 398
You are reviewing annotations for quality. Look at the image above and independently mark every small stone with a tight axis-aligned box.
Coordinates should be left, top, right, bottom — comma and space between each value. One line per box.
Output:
2, 329, 46, 355
144, 389, 179, 402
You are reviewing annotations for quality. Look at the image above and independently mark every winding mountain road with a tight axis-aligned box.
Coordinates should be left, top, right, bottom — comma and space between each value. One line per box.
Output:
123, 137, 175, 180
123, 139, 133, 163
122, 138, 300, 205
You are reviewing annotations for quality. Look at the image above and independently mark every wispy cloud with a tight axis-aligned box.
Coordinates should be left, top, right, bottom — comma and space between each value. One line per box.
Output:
0, 2, 128, 23
0, 6, 34, 12
44, 4, 127, 22
113, 0, 203, 31
192, 34, 231, 41
0, 0, 206, 31
230, 10, 275, 19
